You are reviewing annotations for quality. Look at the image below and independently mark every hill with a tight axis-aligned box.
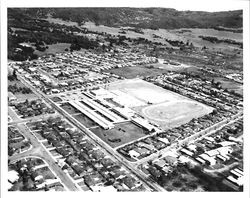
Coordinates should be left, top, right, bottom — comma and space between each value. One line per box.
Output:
8, 8, 243, 29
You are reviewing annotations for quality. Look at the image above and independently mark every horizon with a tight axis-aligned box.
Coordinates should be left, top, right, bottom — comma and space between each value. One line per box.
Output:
5, 0, 248, 12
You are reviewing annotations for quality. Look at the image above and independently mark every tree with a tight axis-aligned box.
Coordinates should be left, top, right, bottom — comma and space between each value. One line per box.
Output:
13, 69, 17, 80
24, 99, 29, 105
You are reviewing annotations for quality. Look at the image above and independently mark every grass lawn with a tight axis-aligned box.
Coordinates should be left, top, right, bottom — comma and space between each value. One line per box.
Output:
90, 121, 150, 148
73, 113, 98, 128
60, 102, 81, 115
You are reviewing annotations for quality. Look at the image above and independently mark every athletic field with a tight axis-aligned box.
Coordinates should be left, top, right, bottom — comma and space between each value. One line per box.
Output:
108, 79, 213, 129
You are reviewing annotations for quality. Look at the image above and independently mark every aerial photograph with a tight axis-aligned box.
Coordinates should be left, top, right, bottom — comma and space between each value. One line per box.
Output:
3, 0, 248, 194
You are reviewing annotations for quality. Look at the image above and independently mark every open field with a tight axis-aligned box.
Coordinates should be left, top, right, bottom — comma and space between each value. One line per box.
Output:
213, 77, 243, 95
108, 79, 186, 104
90, 122, 150, 148
106, 66, 166, 79
107, 65, 201, 79
172, 28, 242, 42
34, 43, 71, 56
8, 80, 38, 101
46, 17, 79, 26
108, 79, 213, 130
82, 22, 242, 50
151, 62, 193, 71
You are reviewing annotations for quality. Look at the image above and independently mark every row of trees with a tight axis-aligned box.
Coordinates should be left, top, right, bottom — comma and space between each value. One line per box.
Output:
8, 83, 32, 94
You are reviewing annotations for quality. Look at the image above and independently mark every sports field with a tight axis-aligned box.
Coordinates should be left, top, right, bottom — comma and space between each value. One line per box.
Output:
108, 79, 213, 129
141, 101, 211, 128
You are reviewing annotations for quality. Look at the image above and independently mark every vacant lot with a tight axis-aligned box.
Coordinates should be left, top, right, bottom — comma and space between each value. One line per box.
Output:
90, 122, 150, 148
8, 80, 38, 101
213, 77, 243, 95
34, 43, 71, 56
157, 164, 205, 192
107, 66, 166, 79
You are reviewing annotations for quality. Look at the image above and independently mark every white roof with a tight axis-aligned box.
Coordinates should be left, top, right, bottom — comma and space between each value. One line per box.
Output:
35, 175, 43, 181
219, 141, 237, 147
206, 149, 219, 157
8, 170, 19, 183
217, 146, 233, 155
8, 181, 13, 190
129, 150, 140, 158
200, 154, 216, 164
8, 92, 16, 100
158, 137, 170, 145
92, 185, 117, 192
187, 144, 197, 151
204, 136, 215, 142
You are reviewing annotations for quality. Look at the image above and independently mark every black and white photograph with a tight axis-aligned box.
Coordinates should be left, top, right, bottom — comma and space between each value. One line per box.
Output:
1, 0, 249, 196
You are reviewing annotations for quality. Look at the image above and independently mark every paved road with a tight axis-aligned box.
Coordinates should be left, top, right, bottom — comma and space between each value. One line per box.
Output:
204, 162, 239, 174
9, 123, 79, 191
8, 113, 57, 125
134, 113, 243, 166
8, 107, 21, 122
17, 73, 161, 192
15, 72, 243, 192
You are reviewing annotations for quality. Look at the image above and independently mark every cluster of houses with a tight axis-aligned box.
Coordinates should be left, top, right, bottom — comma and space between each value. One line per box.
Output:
8, 126, 30, 156
26, 117, 148, 191
223, 167, 243, 191
117, 105, 235, 162
118, 134, 169, 161
141, 153, 179, 178
138, 117, 243, 191
148, 72, 242, 111
11, 99, 55, 118
8, 157, 65, 191
117, 71, 243, 164
8, 47, 157, 95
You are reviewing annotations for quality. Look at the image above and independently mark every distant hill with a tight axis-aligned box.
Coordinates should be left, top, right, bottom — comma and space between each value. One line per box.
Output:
8, 8, 243, 29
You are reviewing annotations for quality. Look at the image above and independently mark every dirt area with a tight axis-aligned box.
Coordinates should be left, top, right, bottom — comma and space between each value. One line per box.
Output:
108, 78, 181, 104
90, 122, 150, 148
